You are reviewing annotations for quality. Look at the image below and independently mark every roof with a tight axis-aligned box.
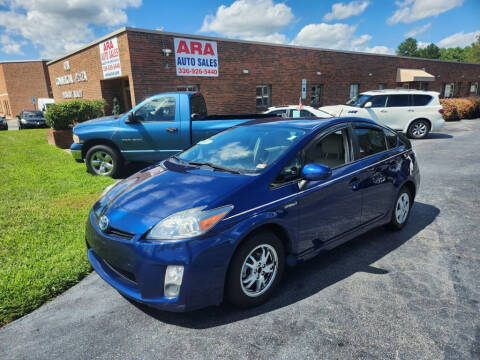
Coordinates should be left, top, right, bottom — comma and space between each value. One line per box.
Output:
0, 59, 49, 65
360, 89, 440, 95
240, 116, 375, 131
47, 27, 480, 66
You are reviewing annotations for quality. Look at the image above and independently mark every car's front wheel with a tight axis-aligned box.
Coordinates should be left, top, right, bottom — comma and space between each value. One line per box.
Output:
407, 119, 430, 139
85, 145, 122, 177
226, 231, 285, 308
389, 187, 412, 230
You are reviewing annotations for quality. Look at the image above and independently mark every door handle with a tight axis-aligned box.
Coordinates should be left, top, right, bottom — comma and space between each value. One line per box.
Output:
380, 110, 387, 113
408, 109, 414, 112
166, 127, 178, 133
349, 177, 360, 191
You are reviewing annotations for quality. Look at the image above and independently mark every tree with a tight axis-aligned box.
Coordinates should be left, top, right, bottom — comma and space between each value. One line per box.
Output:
466, 35, 480, 63
439, 47, 467, 62
417, 43, 440, 59
397, 37, 418, 57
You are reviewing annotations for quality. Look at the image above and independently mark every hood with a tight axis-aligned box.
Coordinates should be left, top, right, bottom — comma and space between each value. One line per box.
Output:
318, 105, 356, 117
95, 161, 253, 233
74, 114, 121, 130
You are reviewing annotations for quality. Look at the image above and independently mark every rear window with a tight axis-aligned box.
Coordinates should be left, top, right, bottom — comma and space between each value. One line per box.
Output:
355, 127, 387, 158
190, 95, 207, 118
387, 95, 410, 107
412, 94, 432, 106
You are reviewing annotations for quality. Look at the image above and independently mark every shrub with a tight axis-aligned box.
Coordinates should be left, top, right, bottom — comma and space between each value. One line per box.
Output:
440, 97, 480, 121
45, 99, 108, 130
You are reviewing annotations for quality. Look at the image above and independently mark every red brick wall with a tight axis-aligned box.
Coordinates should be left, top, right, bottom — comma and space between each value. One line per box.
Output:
47, 29, 480, 115
48, 32, 133, 113
0, 61, 51, 118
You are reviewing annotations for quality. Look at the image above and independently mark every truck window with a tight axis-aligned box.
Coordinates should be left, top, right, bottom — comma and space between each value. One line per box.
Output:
190, 95, 208, 118
135, 97, 176, 122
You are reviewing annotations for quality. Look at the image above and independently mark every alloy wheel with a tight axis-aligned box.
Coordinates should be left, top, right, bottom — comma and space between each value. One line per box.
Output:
90, 151, 114, 176
240, 244, 278, 297
395, 192, 410, 224
412, 122, 427, 137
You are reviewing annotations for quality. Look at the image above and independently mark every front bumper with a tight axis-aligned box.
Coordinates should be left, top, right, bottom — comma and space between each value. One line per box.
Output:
20, 121, 47, 128
70, 143, 83, 161
85, 211, 235, 312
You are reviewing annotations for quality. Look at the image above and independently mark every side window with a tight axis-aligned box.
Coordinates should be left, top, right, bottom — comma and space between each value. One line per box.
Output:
412, 94, 432, 106
355, 127, 387, 158
135, 97, 176, 122
385, 129, 399, 149
305, 129, 349, 169
386, 95, 410, 107
369, 95, 388, 108
272, 153, 302, 185
190, 95, 207, 118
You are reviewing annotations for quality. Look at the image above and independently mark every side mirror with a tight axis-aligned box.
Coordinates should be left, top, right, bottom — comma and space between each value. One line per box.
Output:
301, 163, 332, 181
364, 101, 372, 108
126, 112, 137, 124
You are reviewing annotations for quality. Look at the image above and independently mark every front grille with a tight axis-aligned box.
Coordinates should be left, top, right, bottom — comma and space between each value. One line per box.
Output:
105, 227, 135, 240
104, 260, 137, 284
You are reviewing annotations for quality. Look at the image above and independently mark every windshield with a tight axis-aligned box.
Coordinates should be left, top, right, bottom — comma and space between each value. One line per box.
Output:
177, 125, 306, 173
24, 111, 44, 118
346, 94, 371, 107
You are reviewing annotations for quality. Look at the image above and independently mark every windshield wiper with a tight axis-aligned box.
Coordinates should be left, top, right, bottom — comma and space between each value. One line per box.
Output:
187, 161, 242, 174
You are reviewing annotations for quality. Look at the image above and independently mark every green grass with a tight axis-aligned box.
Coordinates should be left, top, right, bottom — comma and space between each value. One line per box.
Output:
0, 130, 114, 326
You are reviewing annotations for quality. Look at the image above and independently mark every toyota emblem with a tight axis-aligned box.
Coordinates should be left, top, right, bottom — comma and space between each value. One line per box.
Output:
99, 215, 109, 231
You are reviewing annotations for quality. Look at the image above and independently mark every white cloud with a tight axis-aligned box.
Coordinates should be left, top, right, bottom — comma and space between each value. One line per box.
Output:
323, 1, 370, 21
405, 22, 431, 37
0, 34, 24, 55
200, 0, 293, 43
417, 41, 429, 49
0, 0, 141, 58
388, 0, 464, 24
364, 46, 395, 55
437, 30, 480, 48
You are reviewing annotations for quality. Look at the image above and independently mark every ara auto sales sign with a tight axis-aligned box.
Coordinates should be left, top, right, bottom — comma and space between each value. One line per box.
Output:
99, 37, 122, 79
174, 38, 219, 77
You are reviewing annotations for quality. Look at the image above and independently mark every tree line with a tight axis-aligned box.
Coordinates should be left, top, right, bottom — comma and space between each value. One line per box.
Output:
396, 36, 480, 63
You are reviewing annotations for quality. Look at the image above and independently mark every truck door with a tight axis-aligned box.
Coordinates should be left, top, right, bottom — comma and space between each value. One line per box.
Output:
123, 95, 183, 161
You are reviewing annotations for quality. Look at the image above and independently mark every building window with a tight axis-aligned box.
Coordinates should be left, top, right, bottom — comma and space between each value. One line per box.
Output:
256, 85, 271, 107
177, 85, 199, 92
455, 82, 462, 97
416, 82, 428, 91
402, 83, 410, 89
349, 84, 359, 99
310, 84, 323, 105
378, 83, 387, 90
444, 83, 454, 98
470, 82, 478, 96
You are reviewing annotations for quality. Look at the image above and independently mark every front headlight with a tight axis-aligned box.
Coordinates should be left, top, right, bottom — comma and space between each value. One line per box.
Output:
146, 205, 234, 240
73, 134, 81, 143
20, 118, 27, 123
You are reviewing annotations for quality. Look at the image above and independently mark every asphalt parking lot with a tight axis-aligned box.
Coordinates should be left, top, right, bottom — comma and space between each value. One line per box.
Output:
1, 120, 479, 360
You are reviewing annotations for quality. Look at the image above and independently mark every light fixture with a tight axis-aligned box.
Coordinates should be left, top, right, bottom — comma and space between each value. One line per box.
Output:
242, 69, 249, 74
437, 75, 441, 78
316, 71, 322, 75
162, 48, 172, 56
368, 73, 372, 76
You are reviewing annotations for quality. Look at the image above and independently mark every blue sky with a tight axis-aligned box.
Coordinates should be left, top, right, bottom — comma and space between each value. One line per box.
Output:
1, 0, 479, 61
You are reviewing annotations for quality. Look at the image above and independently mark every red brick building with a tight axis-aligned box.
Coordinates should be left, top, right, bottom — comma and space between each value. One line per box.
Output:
47, 27, 480, 114
0, 60, 52, 118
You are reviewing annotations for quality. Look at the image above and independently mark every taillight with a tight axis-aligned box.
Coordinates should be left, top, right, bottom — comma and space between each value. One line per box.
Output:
438, 109, 444, 114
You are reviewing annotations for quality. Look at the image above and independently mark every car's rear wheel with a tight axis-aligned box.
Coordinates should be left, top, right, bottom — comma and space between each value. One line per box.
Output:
226, 231, 285, 308
389, 187, 412, 230
407, 119, 430, 139
85, 145, 122, 177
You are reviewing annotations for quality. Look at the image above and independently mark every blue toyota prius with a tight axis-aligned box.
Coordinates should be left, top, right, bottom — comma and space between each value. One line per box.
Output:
86, 117, 420, 311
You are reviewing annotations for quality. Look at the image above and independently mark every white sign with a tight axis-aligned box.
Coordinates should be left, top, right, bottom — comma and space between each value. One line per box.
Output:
56, 74, 74, 86
174, 38, 219, 77
62, 90, 83, 99
99, 37, 122, 79
74, 71, 87, 82
301, 79, 307, 100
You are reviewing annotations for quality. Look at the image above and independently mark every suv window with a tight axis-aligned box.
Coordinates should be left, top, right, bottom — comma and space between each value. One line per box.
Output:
355, 127, 387, 158
136, 97, 176, 122
369, 95, 388, 108
305, 129, 349, 169
412, 94, 432, 106
385, 129, 399, 149
386, 95, 410, 107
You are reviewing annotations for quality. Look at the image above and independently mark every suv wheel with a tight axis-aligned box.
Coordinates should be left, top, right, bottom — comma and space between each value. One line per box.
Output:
407, 119, 429, 139
85, 145, 122, 177
226, 231, 285, 308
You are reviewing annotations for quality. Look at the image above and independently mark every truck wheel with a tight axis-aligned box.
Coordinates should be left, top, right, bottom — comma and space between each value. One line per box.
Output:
85, 145, 122, 177
407, 119, 430, 139
226, 231, 285, 308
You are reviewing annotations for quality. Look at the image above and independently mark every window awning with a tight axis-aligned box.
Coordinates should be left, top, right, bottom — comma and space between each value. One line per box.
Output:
396, 68, 435, 82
